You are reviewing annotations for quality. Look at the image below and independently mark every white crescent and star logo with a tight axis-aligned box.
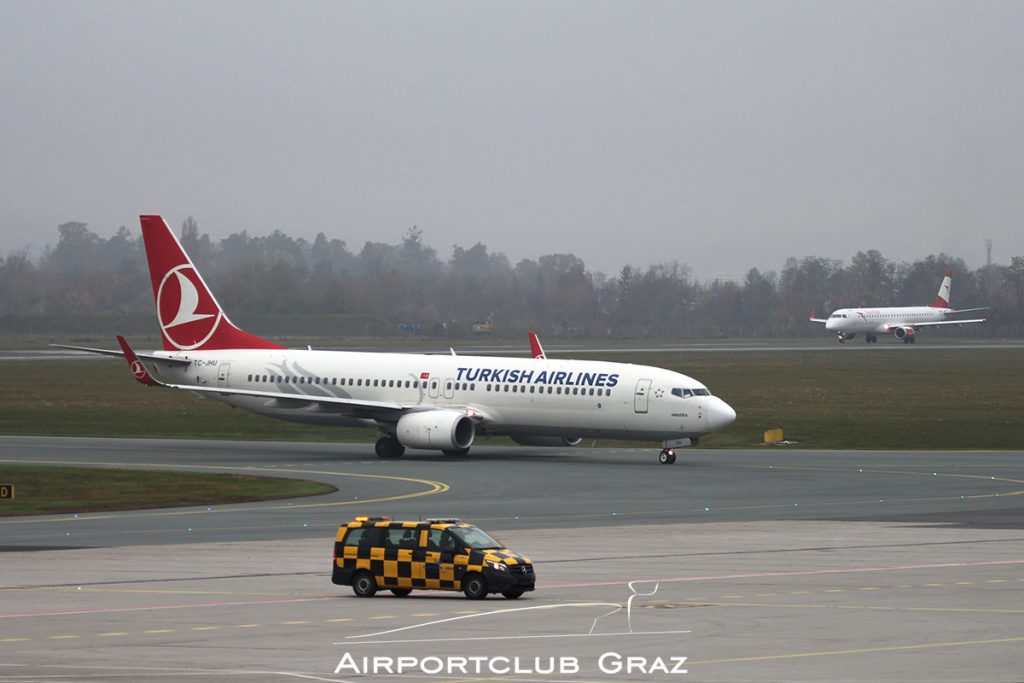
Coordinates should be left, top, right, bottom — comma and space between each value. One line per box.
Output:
156, 265, 223, 350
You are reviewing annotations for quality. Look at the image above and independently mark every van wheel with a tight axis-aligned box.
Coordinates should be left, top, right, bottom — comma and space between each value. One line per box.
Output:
352, 570, 377, 597
390, 588, 412, 597
501, 590, 524, 599
462, 573, 488, 600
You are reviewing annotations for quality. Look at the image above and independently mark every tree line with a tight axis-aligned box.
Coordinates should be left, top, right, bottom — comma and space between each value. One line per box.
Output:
2, 219, 1022, 339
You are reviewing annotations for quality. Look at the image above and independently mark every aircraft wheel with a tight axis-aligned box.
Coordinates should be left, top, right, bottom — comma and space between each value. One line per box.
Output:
910, 336, 916, 344
375, 437, 405, 459
658, 448, 676, 465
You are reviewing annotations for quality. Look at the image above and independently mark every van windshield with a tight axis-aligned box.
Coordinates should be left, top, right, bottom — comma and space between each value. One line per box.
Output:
448, 526, 502, 550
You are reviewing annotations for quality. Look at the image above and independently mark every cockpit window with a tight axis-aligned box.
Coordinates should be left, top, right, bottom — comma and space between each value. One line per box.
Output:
672, 388, 710, 398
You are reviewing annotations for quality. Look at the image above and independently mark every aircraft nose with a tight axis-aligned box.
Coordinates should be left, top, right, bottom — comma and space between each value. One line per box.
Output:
707, 396, 737, 432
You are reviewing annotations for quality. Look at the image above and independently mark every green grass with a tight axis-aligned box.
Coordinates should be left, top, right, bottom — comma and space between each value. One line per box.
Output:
0, 464, 336, 516
654, 348, 1024, 449
1, 349, 1022, 450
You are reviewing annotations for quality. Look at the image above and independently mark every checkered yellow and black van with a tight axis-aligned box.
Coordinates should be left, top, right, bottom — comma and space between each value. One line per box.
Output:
332, 517, 534, 599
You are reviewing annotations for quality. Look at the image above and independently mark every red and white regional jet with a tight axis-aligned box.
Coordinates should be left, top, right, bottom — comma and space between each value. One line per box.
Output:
60, 215, 735, 464
810, 271, 991, 344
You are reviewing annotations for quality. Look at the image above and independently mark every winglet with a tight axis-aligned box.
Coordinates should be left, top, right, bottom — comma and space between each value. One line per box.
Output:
528, 331, 546, 359
116, 336, 161, 387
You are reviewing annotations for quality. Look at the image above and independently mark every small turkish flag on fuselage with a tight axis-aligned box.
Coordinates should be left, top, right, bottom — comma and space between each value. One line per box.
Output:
420, 372, 430, 380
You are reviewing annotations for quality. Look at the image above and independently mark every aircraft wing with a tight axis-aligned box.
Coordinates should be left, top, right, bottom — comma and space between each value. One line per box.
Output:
50, 343, 192, 367
905, 316, 991, 328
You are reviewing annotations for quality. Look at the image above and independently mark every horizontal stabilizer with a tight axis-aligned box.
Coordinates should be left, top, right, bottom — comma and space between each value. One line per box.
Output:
49, 343, 192, 366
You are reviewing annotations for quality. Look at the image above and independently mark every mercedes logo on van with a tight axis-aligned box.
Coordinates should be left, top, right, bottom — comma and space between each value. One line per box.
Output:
156, 265, 222, 350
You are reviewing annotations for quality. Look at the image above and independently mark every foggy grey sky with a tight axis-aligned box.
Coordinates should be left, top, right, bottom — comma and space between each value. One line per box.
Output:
2, 1, 1022, 281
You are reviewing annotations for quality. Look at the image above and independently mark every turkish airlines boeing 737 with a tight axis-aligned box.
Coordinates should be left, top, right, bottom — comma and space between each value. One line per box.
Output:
809, 271, 991, 344
60, 215, 735, 464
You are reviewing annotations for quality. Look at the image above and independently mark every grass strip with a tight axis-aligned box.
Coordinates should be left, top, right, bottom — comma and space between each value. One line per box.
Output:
1, 347, 1022, 450
0, 464, 336, 517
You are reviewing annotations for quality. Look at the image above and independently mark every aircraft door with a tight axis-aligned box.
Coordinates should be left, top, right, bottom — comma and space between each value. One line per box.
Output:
443, 378, 455, 399
217, 363, 230, 388
428, 378, 440, 399
634, 378, 652, 414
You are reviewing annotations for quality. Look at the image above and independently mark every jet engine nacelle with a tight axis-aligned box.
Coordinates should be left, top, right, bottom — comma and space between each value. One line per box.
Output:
510, 435, 584, 448
396, 410, 475, 451
893, 326, 915, 339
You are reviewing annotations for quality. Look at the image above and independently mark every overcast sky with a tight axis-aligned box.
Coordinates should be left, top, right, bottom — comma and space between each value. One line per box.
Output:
2, 1, 1022, 281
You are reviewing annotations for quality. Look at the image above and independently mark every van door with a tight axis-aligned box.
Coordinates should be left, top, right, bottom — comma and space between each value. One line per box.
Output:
634, 378, 652, 414
423, 528, 456, 587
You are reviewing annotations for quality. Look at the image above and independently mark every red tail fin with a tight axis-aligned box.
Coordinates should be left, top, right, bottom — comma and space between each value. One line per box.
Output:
139, 215, 282, 351
930, 270, 953, 308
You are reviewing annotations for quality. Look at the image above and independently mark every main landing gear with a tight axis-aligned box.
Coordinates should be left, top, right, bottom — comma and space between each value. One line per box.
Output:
658, 448, 677, 465
374, 436, 405, 459
866, 334, 878, 344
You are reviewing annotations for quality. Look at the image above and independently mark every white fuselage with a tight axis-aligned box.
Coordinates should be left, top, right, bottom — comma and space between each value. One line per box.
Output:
150, 349, 736, 444
825, 306, 949, 336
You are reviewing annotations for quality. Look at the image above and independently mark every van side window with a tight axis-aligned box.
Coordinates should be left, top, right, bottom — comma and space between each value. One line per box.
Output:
342, 528, 364, 547
388, 527, 418, 549
425, 529, 444, 551
351, 526, 385, 548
